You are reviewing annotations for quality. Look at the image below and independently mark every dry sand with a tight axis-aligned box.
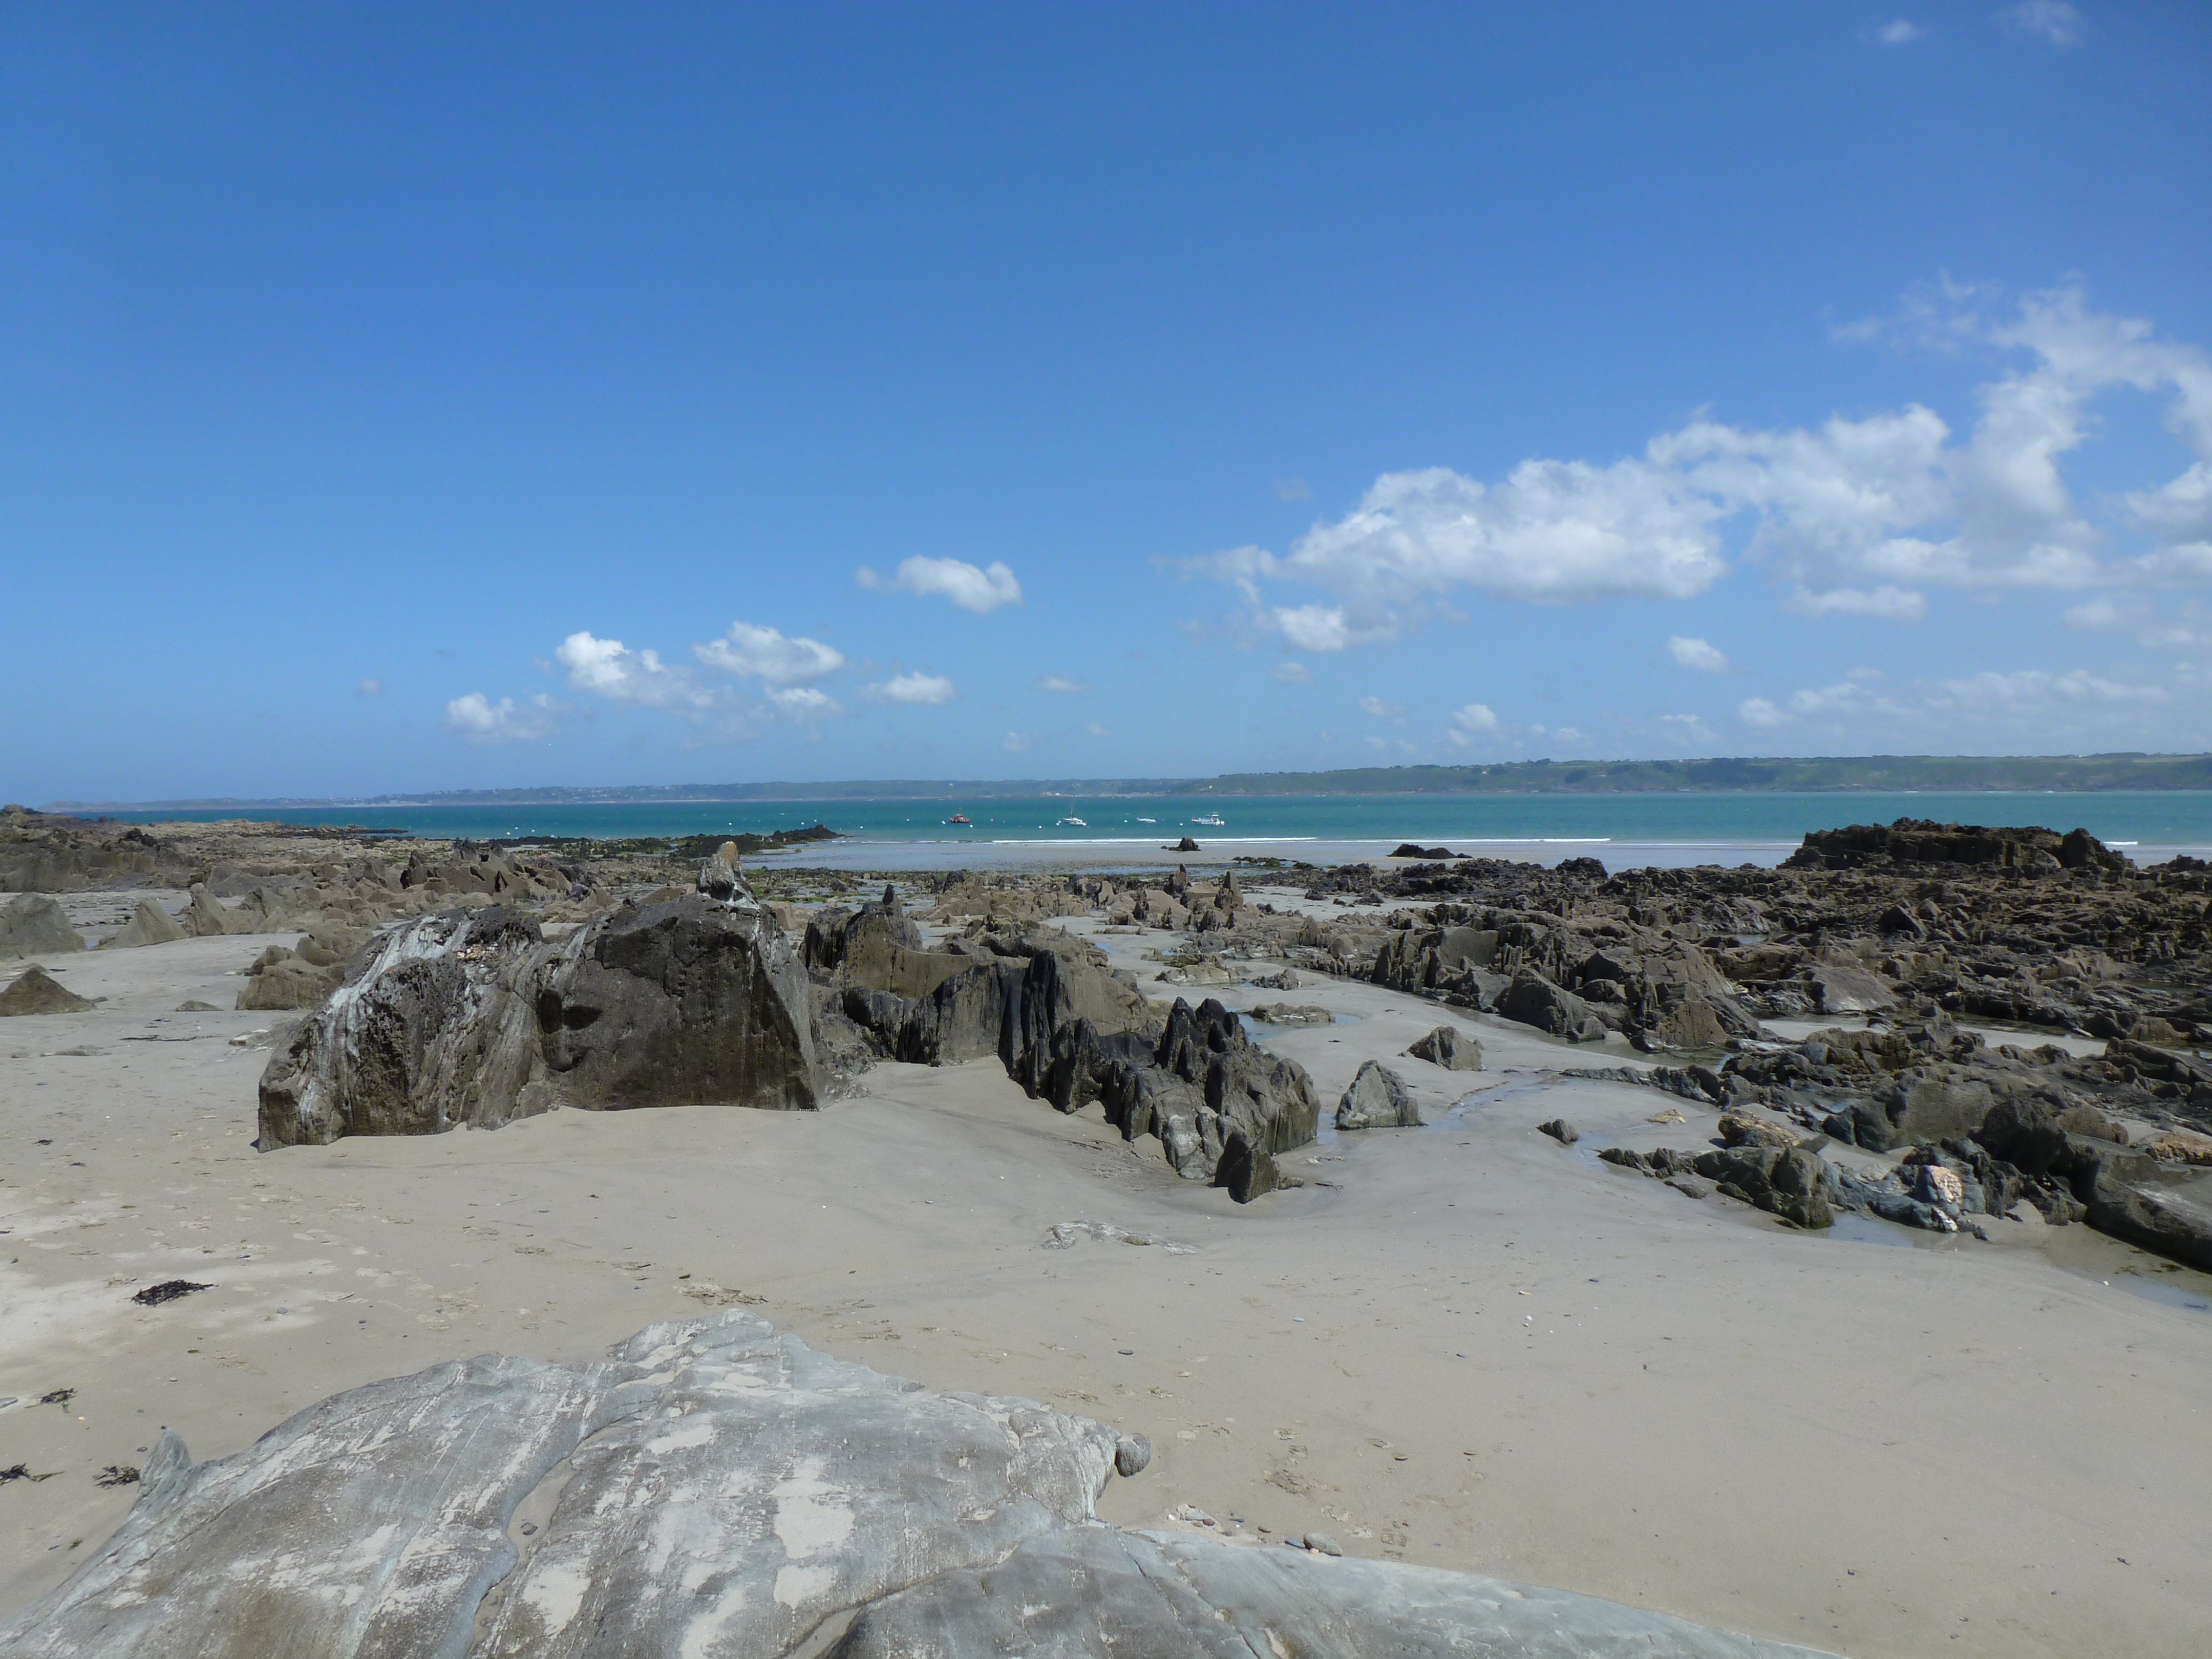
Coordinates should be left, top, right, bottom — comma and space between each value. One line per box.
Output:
5, 895, 2212, 1656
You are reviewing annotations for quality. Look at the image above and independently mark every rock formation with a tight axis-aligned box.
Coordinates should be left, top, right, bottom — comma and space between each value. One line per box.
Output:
258, 896, 820, 1147
0, 964, 94, 1016
0, 1311, 1837, 1659
100, 900, 186, 949
1336, 1059, 1423, 1129
1406, 1024, 1482, 1071
0, 894, 83, 958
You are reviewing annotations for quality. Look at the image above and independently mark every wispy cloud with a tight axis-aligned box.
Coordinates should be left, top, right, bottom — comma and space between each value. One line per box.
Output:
1036, 673, 1089, 693
1002, 730, 1036, 752
356, 677, 383, 697
1998, 1, 2081, 48
871, 671, 956, 705
444, 692, 562, 744
1270, 661, 1313, 684
1869, 18, 1926, 45
1357, 695, 1406, 722
857, 556, 1023, 614
1667, 636, 1729, 672
1272, 477, 1311, 501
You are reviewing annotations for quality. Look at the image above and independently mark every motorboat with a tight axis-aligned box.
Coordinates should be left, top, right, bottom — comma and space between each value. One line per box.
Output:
946, 813, 971, 825
1189, 813, 1226, 827
1055, 816, 1088, 827
1135, 817, 1157, 824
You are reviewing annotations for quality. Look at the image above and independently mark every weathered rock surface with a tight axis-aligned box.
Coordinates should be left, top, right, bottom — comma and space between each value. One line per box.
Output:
1336, 1059, 1423, 1129
0, 964, 94, 1016
258, 896, 820, 1147
1407, 1023, 1482, 1071
0, 894, 83, 958
1497, 969, 1609, 1043
100, 900, 186, 950
1, 1311, 1836, 1659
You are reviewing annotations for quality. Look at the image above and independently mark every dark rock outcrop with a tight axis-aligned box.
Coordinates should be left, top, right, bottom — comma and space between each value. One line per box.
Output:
0, 1311, 1834, 1659
1691, 1144, 1833, 1229
257, 897, 820, 1147
1784, 817, 2126, 875
1497, 969, 1608, 1042
0, 964, 94, 1016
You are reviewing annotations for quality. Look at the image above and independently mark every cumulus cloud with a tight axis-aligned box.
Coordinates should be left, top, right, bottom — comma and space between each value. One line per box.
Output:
1443, 703, 1500, 747
693, 622, 845, 684
1734, 658, 2204, 749
858, 557, 1022, 614
445, 692, 561, 744
557, 632, 720, 712
1357, 695, 1406, 722
1667, 636, 1729, 672
1189, 281, 2212, 640
555, 620, 847, 738
1036, 674, 1088, 693
873, 671, 956, 706
1999, 1, 2081, 47
1270, 661, 1313, 684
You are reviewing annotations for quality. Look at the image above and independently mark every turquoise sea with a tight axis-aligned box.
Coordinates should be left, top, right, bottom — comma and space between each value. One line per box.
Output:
94, 791, 2212, 871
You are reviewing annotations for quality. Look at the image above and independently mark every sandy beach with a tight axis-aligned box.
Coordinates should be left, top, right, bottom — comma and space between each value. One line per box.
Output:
6, 879, 2211, 1658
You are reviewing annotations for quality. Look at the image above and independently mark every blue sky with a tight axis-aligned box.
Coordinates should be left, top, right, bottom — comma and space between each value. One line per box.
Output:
6, 2, 2210, 800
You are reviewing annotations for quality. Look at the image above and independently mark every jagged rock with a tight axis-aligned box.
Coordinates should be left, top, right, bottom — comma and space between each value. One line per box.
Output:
1784, 817, 2126, 874
1406, 1024, 1482, 1071
1718, 1112, 1800, 1150
102, 900, 186, 949
257, 897, 820, 1147
1497, 969, 1608, 1042
1805, 961, 1896, 1015
181, 884, 256, 937
0, 1311, 1835, 1659
1537, 1117, 1578, 1145
1692, 1145, 1833, 1228
0, 964, 94, 1016
696, 840, 758, 909
1, 894, 83, 958
1248, 1002, 1331, 1025
1336, 1059, 1422, 1129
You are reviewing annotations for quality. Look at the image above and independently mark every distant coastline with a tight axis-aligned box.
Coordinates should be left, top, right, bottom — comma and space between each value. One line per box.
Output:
42, 751, 2212, 812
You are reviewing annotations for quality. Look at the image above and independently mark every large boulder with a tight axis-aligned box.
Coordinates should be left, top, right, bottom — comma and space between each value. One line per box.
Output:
1805, 961, 1897, 1016
1496, 969, 1608, 1042
182, 883, 256, 937
258, 897, 821, 1148
0, 964, 94, 1016
1406, 1025, 1483, 1071
0, 1311, 1835, 1659
1692, 1144, 1833, 1229
102, 899, 187, 949
0, 894, 82, 958
1336, 1059, 1423, 1129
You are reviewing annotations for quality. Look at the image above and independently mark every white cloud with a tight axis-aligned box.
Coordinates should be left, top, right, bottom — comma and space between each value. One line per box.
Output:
860, 557, 1023, 614
1731, 657, 2207, 749
766, 685, 839, 719
1737, 698, 1784, 728
693, 621, 844, 684
1270, 661, 1313, 684
873, 672, 956, 706
1036, 674, 1088, 693
1084, 720, 1109, 737
557, 631, 720, 711
1002, 730, 1035, 752
2066, 593, 2207, 649
1357, 695, 1406, 722
1192, 281, 2212, 639
1998, 1, 2081, 47
1654, 713, 1717, 745
1667, 636, 1729, 672
1782, 584, 1928, 621
1871, 18, 1926, 45
444, 692, 561, 744
1529, 725, 1585, 748
356, 677, 382, 697
1443, 702, 1500, 746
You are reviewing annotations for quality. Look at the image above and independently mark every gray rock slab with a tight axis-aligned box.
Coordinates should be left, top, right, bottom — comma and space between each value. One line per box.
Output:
3, 1314, 1838, 1659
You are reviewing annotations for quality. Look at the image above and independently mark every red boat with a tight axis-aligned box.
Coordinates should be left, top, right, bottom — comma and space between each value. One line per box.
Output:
946, 813, 971, 825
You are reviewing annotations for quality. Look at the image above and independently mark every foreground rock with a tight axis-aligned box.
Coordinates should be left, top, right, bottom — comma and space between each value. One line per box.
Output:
1407, 1023, 1482, 1070
0, 1312, 1835, 1659
0, 894, 83, 958
1336, 1059, 1423, 1129
100, 900, 186, 949
0, 964, 94, 1016
258, 896, 820, 1147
